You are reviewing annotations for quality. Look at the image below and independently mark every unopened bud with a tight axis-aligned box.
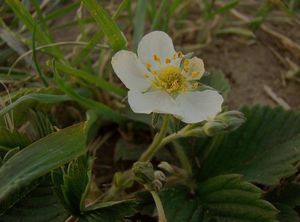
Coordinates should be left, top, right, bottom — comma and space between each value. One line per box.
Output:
154, 170, 166, 182
132, 161, 155, 185
203, 110, 245, 136
158, 161, 174, 174
216, 111, 246, 131
149, 179, 163, 192
203, 120, 227, 136
113, 172, 134, 188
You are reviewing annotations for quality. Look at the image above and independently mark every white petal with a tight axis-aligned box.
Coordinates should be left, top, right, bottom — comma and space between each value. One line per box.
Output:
185, 57, 205, 80
137, 31, 177, 70
176, 90, 223, 123
111, 50, 151, 91
128, 90, 181, 116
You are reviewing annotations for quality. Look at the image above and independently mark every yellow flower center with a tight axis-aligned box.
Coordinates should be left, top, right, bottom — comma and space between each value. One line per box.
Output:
152, 66, 187, 93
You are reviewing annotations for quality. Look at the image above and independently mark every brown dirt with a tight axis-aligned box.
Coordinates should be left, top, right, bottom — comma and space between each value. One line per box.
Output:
199, 30, 300, 110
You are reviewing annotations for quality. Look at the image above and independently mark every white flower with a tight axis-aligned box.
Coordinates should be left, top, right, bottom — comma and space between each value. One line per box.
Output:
111, 31, 223, 123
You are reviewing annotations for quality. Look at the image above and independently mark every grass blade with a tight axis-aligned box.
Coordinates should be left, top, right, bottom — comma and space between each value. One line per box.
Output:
52, 61, 125, 123
133, 0, 148, 50
5, 0, 63, 59
73, 0, 129, 65
151, 0, 169, 30
81, 0, 127, 50
0, 94, 70, 117
32, 24, 49, 86
55, 62, 126, 97
45, 2, 80, 21
0, 18, 33, 67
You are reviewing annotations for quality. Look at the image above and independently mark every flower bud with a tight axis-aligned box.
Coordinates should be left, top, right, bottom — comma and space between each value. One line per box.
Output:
150, 179, 163, 192
154, 170, 166, 182
216, 111, 246, 131
132, 161, 155, 185
203, 120, 227, 136
158, 161, 174, 174
203, 110, 245, 136
113, 172, 134, 189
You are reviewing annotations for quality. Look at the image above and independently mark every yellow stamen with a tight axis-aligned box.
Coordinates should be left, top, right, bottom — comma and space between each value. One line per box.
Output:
191, 71, 199, 78
183, 59, 189, 66
192, 82, 199, 89
177, 51, 183, 58
165, 58, 171, 64
144, 74, 149, 78
145, 63, 152, 70
152, 66, 187, 94
184, 66, 189, 72
173, 53, 177, 59
152, 70, 158, 75
153, 54, 161, 63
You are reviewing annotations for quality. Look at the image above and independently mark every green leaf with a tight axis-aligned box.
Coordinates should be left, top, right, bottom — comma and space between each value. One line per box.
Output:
52, 155, 92, 215
0, 93, 70, 117
0, 67, 31, 83
0, 21, 33, 67
45, 2, 80, 21
0, 178, 68, 222
151, 0, 169, 30
159, 175, 278, 222
2, 147, 20, 162
275, 204, 299, 222
5, 0, 63, 58
54, 62, 126, 97
52, 61, 125, 123
250, 1, 273, 30
0, 127, 30, 150
214, 0, 240, 15
196, 106, 300, 185
29, 110, 56, 139
133, 0, 148, 50
200, 69, 230, 97
82, 0, 127, 50
216, 27, 256, 38
0, 123, 86, 214
197, 175, 278, 221
156, 186, 203, 222
73, 0, 129, 65
79, 200, 137, 222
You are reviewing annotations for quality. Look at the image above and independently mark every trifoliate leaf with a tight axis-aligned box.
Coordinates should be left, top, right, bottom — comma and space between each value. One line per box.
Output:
0, 178, 68, 222
194, 106, 300, 185
79, 200, 137, 222
52, 155, 92, 215
158, 175, 278, 222
275, 204, 299, 222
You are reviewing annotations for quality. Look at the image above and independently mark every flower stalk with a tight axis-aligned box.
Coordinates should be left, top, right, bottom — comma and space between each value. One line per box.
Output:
150, 190, 167, 222
139, 115, 170, 161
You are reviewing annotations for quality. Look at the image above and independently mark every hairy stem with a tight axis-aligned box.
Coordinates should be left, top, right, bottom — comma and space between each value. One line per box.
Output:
150, 190, 167, 222
139, 115, 170, 161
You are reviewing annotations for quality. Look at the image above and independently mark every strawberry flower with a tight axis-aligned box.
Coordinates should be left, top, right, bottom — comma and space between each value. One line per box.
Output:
111, 31, 223, 123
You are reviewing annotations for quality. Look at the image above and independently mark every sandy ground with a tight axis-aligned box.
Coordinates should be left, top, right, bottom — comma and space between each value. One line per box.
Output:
201, 30, 300, 109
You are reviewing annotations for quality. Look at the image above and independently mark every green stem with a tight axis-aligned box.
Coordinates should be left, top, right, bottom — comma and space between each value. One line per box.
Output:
139, 115, 170, 161
102, 186, 119, 202
140, 121, 196, 162
173, 142, 192, 177
150, 190, 167, 222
